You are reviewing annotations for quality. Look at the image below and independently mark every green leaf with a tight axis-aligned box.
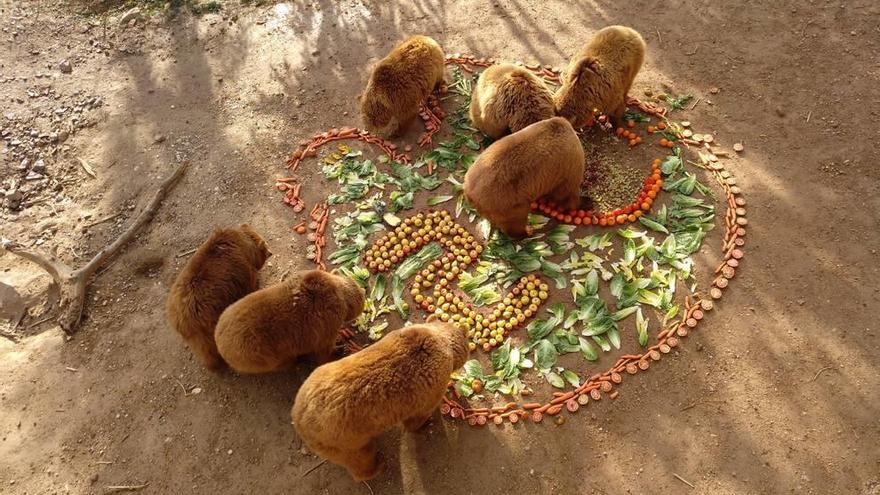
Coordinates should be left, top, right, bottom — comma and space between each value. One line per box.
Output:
371, 274, 386, 302
610, 273, 625, 298
623, 239, 636, 265
617, 228, 645, 239
483, 375, 504, 392
427, 195, 454, 206
462, 359, 484, 379
547, 302, 566, 323
584, 269, 599, 296
526, 318, 556, 341
454, 380, 474, 397
578, 337, 599, 361
490, 340, 511, 371
592, 334, 612, 352
509, 347, 521, 368
383, 213, 401, 226
636, 308, 649, 346
390, 275, 409, 319
563, 310, 580, 329
660, 154, 682, 176
546, 371, 565, 389
534, 340, 558, 372
607, 327, 621, 349
639, 216, 669, 234
562, 369, 581, 387
612, 306, 639, 321
664, 93, 693, 110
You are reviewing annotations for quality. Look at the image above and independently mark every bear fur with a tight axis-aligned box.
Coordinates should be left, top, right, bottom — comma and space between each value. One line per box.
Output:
214, 270, 365, 374
554, 25, 646, 128
360, 35, 445, 137
469, 63, 555, 139
165, 225, 271, 371
463, 117, 585, 238
291, 321, 469, 481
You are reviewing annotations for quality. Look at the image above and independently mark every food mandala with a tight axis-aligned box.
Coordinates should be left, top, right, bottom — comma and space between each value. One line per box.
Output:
276, 55, 746, 427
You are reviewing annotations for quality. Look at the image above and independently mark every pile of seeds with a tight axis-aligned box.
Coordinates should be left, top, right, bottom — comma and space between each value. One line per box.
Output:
581, 157, 648, 213
536, 158, 662, 226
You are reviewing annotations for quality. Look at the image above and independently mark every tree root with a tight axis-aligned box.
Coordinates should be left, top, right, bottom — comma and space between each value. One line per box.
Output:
1, 161, 188, 334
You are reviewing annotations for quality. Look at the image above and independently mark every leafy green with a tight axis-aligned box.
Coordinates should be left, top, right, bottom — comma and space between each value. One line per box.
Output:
664, 93, 693, 111
427, 195, 454, 206
534, 340, 558, 372
636, 307, 649, 346
546, 371, 565, 388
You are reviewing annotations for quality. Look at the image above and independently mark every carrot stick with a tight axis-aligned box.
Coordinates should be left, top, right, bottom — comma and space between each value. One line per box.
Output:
549, 392, 575, 405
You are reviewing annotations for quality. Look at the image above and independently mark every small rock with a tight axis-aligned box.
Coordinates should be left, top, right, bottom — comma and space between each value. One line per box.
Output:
119, 7, 142, 26
733, 142, 744, 152
153, 134, 166, 144
90, 474, 99, 484
709, 87, 720, 94
5, 190, 23, 210
59, 60, 72, 74
227, 449, 233, 455
774, 106, 786, 117
25, 171, 43, 181
31, 159, 46, 173
34, 218, 58, 232
191, 387, 202, 395
58, 130, 69, 142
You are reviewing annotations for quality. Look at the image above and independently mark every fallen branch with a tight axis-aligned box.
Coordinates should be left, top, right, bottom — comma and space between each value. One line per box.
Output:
672, 473, 695, 488
105, 483, 149, 493
84, 212, 122, 229
301, 459, 327, 478
810, 366, 833, 382
2, 161, 188, 334
175, 248, 197, 258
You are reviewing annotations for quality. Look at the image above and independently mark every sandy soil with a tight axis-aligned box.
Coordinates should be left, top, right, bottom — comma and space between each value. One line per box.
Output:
1, 1, 879, 494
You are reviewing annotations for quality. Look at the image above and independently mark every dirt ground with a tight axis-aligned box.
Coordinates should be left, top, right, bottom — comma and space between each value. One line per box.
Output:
1, 1, 879, 494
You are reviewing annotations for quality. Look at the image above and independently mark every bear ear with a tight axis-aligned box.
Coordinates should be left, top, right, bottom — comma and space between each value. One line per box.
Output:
426, 314, 438, 323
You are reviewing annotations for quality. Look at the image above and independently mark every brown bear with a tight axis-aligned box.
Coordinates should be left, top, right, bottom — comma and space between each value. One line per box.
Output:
554, 25, 646, 128
469, 63, 555, 139
165, 225, 271, 371
463, 117, 585, 238
214, 270, 365, 374
291, 321, 469, 481
360, 35, 445, 137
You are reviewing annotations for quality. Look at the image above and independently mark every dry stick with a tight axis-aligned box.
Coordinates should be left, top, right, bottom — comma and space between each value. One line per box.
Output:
84, 211, 122, 229
105, 483, 149, 493
805, 110, 812, 122
301, 459, 327, 478
690, 97, 702, 110
363, 481, 375, 495
3, 161, 189, 334
27, 314, 56, 328
175, 248, 197, 258
810, 366, 833, 382
672, 473, 695, 488
655, 28, 663, 45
